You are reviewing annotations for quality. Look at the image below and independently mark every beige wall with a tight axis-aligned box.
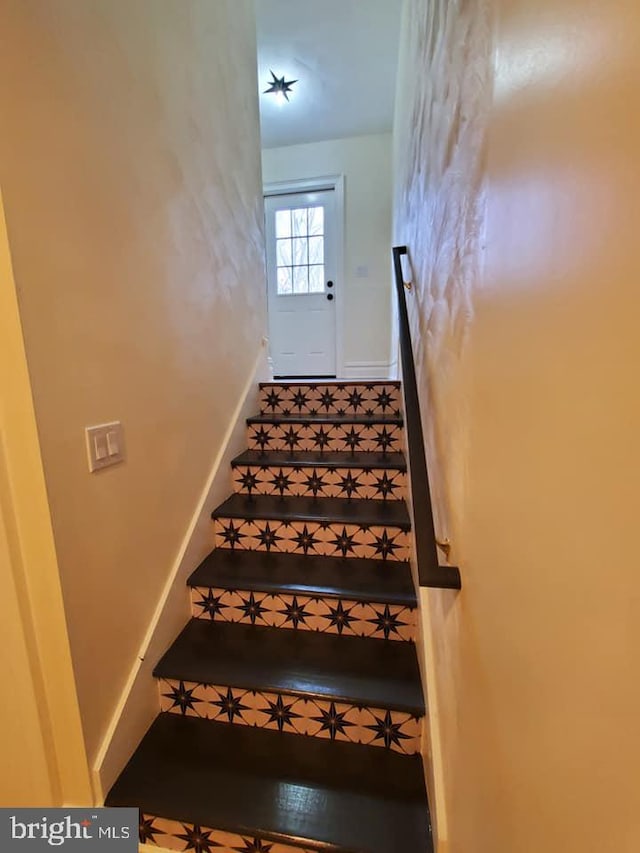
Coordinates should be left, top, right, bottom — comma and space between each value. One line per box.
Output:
0, 0, 266, 769
395, 0, 640, 850
262, 134, 393, 375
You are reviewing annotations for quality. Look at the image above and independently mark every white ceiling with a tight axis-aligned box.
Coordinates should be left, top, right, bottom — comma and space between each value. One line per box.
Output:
256, 0, 404, 149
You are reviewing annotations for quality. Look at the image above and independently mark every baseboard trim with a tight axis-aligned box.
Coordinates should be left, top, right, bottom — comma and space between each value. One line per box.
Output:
342, 360, 393, 380
93, 341, 269, 802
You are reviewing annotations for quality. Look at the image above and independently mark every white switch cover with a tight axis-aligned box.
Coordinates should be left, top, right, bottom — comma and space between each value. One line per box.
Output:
86, 422, 125, 472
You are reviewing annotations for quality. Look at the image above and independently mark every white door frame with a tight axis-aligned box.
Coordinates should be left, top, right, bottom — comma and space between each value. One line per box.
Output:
264, 175, 345, 378
0, 188, 94, 806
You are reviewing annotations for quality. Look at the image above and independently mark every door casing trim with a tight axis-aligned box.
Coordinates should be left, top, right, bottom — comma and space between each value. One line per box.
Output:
263, 175, 345, 378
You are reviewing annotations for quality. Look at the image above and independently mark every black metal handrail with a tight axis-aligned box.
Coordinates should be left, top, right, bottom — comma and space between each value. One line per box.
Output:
393, 246, 462, 590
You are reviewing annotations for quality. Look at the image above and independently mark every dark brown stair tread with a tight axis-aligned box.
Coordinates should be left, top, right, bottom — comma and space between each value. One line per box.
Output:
153, 620, 425, 715
106, 714, 431, 853
248, 413, 403, 425
232, 449, 407, 470
260, 380, 401, 388
211, 493, 411, 530
187, 550, 416, 607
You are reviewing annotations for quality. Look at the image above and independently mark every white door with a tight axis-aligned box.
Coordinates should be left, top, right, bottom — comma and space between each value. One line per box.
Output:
265, 190, 337, 377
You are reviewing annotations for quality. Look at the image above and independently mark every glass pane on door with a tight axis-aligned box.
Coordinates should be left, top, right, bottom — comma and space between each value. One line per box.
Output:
276, 205, 325, 296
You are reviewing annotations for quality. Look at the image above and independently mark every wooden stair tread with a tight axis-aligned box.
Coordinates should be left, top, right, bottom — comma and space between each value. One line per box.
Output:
232, 449, 407, 470
153, 619, 425, 715
211, 493, 411, 530
106, 714, 431, 853
187, 549, 417, 607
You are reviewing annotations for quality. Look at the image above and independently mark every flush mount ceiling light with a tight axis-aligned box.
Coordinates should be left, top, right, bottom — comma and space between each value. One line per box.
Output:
263, 70, 297, 102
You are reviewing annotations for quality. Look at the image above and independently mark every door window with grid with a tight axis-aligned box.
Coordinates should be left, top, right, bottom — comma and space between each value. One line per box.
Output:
275, 206, 325, 295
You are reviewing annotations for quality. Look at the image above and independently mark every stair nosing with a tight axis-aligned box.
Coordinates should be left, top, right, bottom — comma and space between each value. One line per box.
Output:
211, 494, 411, 530
230, 449, 407, 471
248, 414, 403, 425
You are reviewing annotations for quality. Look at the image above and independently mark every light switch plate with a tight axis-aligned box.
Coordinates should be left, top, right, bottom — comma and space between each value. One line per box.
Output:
86, 422, 125, 472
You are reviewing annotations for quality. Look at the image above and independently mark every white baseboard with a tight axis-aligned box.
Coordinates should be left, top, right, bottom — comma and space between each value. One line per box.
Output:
342, 360, 394, 380
93, 342, 269, 802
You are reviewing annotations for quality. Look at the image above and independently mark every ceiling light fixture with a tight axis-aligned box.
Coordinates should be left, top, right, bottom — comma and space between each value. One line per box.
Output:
263, 70, 297, 102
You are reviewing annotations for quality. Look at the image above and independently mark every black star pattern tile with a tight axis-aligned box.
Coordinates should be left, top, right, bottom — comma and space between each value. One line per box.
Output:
329, 525, 358, 558
290, 389, 310, 411
139, 815, 163, 845
311, 701, 355, 740
318, 389, 338, 411
250, 426, 272, 450
374, 426, 396, 452
341, 426, 365, 452
290, 524, 321, 555
218, 519, 246, 549
142, 816, 318, 853
373, 471, 400, 499
346, 389, 365, 411
364, 709, 414, 749
254, 521, 283, 552
282, 425, 302, 451
160, 679, 420, 753
277, 595, 312, 628
263, 390, 283, 412
367, 604, 408, 640
302, 470, 328, 497
263, 694, 301, 733
236, 468, 260, 494
337, 470, 362, 498
195, 589, 225, 619
371, 529, 402, 560
162, 680, 203, 716
238, 591, 269, 625
374, 389, 394, 411
269, 468, 294, 496
190, 588, 416, 641
312, 425, 332, 450
326, 600, 357, 634
233, 839, 273, 853
176, 823, 223, 853
211, 687, 251, 724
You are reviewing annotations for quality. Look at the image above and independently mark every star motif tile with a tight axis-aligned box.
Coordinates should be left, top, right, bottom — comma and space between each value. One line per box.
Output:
159, 679, 209, 717
139, 814, 317, 853
191, 586, 417, 642
158, 677, 421, 753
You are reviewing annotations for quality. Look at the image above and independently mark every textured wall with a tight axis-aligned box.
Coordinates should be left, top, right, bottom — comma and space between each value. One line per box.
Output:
395, 0, 640, 850
0, 0, 266, 766
262, 133, 393, 374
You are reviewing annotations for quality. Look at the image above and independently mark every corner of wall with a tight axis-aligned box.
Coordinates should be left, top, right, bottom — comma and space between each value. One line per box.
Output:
93, 341, 270, 801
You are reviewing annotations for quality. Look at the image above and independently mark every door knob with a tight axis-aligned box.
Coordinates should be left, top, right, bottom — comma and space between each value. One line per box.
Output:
327, 293, 334, 301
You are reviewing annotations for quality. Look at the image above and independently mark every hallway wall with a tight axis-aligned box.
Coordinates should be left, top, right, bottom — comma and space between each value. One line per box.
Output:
262, 133, 393, 376
0, 0, 266, 769
394, 0, 640, 850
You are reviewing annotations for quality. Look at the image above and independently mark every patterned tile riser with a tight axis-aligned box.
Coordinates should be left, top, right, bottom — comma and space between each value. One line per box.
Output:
247, 422, 403, 454
140, 812, 316, 852
259, 383, 402, 417
213, 518, 410, 562
191, 587, 417, 642
158, 679, 422, 756
233, 464, 407, 501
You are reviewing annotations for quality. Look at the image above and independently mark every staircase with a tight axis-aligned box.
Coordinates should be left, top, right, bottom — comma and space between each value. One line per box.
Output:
106, 380, 433, 853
